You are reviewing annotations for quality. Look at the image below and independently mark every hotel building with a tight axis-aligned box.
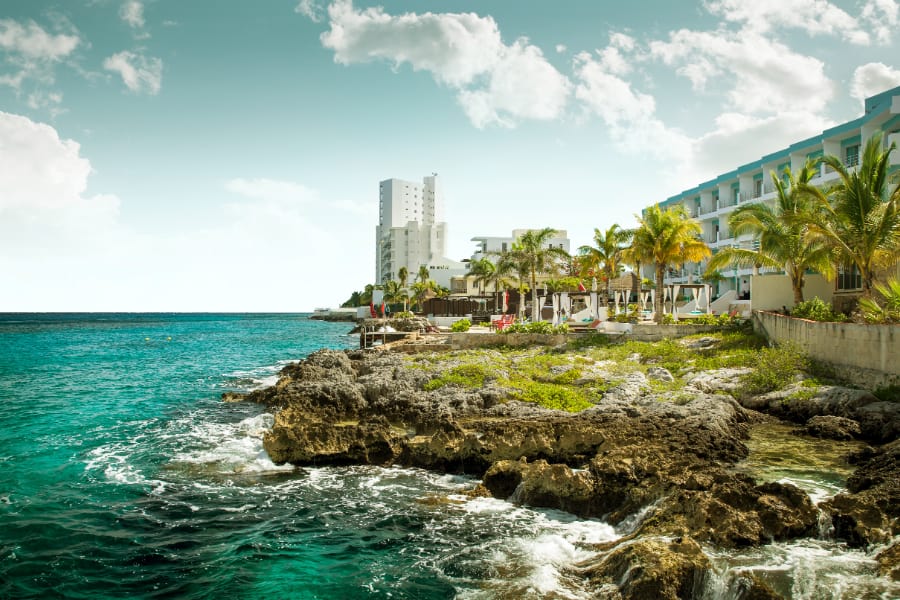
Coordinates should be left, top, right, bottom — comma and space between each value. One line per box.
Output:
375, 174, 466, 288
648, 86, 900, 301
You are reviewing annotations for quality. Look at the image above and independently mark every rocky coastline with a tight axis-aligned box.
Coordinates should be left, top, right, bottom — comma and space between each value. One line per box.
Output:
235, 333, 899, 598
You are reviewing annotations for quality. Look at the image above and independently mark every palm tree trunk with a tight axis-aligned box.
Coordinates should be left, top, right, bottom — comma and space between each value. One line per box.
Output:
655, 267, 665, 324
531, 269, 539, 322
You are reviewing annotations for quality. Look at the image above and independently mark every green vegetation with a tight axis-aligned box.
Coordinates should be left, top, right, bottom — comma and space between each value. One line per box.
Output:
740, 343, 809, 396
499, 321, 569, 334
450, 318, 472, 332
414, 330, 832, 413
858, 278, 900, 323
791, 297, 847, 322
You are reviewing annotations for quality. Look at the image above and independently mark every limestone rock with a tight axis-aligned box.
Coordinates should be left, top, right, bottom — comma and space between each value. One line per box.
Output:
876, 541, 900, 580
579, 537, 711, 600
647, 366, 675, 382
793, 415, 861, 440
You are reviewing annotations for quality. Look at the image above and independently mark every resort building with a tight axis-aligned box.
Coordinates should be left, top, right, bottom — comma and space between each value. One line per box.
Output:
375, 174, 466, 288
646, 85, 900, 305
449, 229, 572, 296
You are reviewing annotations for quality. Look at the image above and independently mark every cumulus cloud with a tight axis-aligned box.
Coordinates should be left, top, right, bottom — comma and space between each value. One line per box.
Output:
119, 1, 145, 29
0, 19, 79, 61
851, 62, 900, 103
705, 0, 870, 44
295, 0, 323, 22
861, 0, 899, 45
319, 0, 570, 128
103, 50, 162, 94
0, 112, 372, 311
650, 29, 833, 115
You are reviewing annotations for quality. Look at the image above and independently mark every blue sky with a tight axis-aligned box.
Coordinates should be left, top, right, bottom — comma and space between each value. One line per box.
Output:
2, 0, 899, 311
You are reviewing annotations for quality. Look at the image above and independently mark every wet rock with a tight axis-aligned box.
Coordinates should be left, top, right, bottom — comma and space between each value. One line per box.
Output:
578, 537, 711, 600
793, 415, 861, 440
876, 541, 900, 580
822, 439, 900, 547
221, 392, 246, 402
483, 459, 600, 516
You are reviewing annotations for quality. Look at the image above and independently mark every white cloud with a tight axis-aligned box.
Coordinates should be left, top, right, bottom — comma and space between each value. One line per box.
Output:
103, 50, 162, 94
555, 44, 566, 54
705, 0, 870, 44
319, 0, 570, 128
0, 19, 79, 61
0, 112, 372, 311
119, 1, 145, 29
295, 0, 323, 23
650, 29, 834, 115
225, 178, 319, 204
850, 62, 900, 103
861, 0, 899, 45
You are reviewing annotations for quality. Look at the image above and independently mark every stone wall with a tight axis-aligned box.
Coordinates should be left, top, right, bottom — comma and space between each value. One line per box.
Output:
629, 323, 722, 341
753, 310, 900, 388
449, 332, 568, 350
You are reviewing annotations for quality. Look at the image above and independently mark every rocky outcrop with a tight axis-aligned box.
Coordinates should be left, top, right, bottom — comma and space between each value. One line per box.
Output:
793, 415, 861, 440
246, 345, 899, 595
577, 537, 711, 600
822, 439, 900, 547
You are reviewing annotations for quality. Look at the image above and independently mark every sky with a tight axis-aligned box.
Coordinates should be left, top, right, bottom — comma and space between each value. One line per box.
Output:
2, 0, 900, 312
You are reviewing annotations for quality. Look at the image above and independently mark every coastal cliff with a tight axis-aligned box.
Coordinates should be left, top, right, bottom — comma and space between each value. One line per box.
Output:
241, 334, 900, 597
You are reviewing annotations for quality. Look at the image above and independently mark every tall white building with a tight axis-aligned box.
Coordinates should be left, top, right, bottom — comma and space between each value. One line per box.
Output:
375, 174, 465, 288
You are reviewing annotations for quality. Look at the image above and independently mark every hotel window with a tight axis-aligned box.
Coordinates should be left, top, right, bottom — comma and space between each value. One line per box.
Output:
836, 264, 862, 290
845, 145, 860, 167
754, 178, 763, 197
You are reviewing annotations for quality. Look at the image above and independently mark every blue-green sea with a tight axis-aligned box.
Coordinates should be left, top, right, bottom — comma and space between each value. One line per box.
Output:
0, 313, 621, 599
1, 313, 897, 599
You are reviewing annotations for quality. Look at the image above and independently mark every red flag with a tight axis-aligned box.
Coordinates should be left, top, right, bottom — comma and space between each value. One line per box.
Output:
578, 282, 586, 292
369, 302, 377, 318
381, 301, 386, 317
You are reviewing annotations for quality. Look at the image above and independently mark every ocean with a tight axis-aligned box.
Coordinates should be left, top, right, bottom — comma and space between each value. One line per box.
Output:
0, 313, 896, 599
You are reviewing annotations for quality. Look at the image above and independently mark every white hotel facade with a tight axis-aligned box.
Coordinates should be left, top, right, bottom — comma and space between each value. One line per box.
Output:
649, 86, 900, 299
375, 174, 466, 288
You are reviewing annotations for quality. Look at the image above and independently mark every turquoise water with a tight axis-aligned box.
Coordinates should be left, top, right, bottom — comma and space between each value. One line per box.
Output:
0, 313, 618, 599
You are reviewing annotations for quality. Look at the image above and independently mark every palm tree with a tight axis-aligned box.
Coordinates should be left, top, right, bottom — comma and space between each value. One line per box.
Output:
705, 162, 835, 305
410, 281, 433, 313
484, 257, 515, 313
397, 267, 409, 312
503, 228, 570, 321
360, 284, 375, 306
416, 265, 430, 284
578, 224, 634, 307
630, 205, 711, 323
800, 132, 900, 296
497, 249, 530, 319
466, 257, 495, 297
380, 280, 405, 315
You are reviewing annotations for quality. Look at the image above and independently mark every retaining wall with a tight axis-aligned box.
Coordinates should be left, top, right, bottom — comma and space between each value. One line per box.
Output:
753, 310, 899, 388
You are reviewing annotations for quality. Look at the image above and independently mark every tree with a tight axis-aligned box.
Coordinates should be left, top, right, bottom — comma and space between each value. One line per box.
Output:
397, 266, 409, 312
483, 257, 515, 313
705, 162, 835, 305
341, 290, 362, 308
800, 132, 900, 296
416, 265, 430, 284
466, 257, 495, 296
497, 249, 530, 319
578, 224, 634, 306
503, 228, 570, 321
380, 280, 406, 312
630, 205, 711, 323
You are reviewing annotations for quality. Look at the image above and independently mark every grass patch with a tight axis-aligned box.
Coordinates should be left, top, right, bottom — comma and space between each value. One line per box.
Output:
423, 364, 489, 391
508, 381, 593, 412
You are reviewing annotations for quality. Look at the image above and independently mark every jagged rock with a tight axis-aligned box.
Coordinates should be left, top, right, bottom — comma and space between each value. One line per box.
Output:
822, 439, 900, 547
578, 537, 711, 600
876, 542, 900, 580
647, 366, 674, 382
680, 336, 719, 350
794, 415, 861, 440
684, 368, 752, 395
740, 384, 898, 442
221, 391, 246, 402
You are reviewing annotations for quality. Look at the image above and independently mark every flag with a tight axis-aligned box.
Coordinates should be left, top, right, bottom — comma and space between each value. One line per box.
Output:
381, 301, 386, 317
369, 302, 377, 318
578, 281, 586, 292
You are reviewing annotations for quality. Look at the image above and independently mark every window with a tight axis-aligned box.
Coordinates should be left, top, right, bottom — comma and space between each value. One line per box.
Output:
845, 144, 859, 167
754, 178, 763, 197
837, 264, 862, 290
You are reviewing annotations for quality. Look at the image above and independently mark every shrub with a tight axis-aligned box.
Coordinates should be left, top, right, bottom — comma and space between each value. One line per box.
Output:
395, 311, 415, 319
659, 313, 676, 325
740, 343, 809, 396
450, 318, 471, 332
791, 297, 847, 322
499, 321, 569, 334
509, 381, 593, 412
